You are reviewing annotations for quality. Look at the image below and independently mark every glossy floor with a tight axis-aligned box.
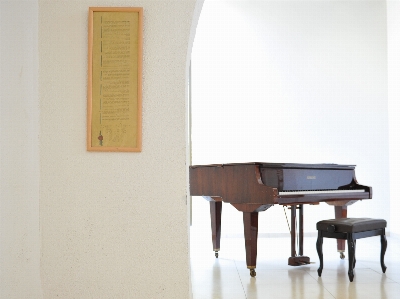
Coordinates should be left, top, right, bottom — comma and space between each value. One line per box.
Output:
190, 230, 400, 298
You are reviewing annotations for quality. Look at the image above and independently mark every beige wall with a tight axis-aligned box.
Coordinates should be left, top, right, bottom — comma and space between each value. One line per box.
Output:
38, 0, 200, 297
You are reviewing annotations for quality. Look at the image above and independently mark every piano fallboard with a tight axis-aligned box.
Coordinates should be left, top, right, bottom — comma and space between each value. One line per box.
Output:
260, 163, 357, 192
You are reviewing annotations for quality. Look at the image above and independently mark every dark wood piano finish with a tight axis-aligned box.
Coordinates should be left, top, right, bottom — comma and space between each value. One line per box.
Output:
189, 162, 372, 277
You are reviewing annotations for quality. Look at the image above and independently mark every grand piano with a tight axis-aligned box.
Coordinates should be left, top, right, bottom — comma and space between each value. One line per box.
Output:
189, 162, 372, 277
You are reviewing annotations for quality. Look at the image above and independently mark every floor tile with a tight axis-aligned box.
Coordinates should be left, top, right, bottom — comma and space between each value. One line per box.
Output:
191, 231, 400, 298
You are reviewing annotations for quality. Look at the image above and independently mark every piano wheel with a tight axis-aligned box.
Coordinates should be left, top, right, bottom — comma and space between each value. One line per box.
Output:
250, 269, 256, 277
340, 252, 345, 259
215, 251, 219, 258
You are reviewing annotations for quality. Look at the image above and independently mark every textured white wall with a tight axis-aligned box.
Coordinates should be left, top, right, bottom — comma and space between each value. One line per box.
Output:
0, 1, 42, 298
388, 0, 400, 236
191, 0, 390, 236
38, 0, 198, 298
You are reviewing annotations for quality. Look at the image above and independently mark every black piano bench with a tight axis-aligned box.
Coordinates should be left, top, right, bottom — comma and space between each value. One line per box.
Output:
316, 218, 387, 282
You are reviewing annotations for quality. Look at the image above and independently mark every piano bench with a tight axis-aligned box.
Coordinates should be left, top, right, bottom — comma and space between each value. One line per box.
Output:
316, 218, 387, 282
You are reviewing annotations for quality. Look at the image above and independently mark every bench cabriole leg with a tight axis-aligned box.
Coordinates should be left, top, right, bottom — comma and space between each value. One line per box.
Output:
353, 239, 356, 268
380, 229, 387, 273
347, 233, 355, 282
316, 230, 323, 277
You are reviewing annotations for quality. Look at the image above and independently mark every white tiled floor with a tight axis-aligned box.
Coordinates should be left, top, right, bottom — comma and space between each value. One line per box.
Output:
190, 229, 400, 298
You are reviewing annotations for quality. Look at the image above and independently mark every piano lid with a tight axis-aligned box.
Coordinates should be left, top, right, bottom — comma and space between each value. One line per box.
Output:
190, 162, 356, 170
260, 163, 356, 170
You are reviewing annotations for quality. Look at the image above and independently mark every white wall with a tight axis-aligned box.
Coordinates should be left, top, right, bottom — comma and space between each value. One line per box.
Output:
0, 1, 43, 298
1, 0, 201, 298
191, 0, 390, 236
388, 0, 400, 236
38, 1, 199, 298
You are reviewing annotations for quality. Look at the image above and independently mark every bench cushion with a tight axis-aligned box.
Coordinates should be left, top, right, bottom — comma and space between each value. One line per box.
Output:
317, 218, 386, 233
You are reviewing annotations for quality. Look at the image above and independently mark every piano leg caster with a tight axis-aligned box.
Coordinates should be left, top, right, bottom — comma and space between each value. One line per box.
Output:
249, 268, 256, 277
340, 252, 345, 259
214, 250, 219, 258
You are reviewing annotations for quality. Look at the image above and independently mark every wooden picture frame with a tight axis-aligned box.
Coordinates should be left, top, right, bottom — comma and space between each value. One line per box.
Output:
87, 7, 143, 152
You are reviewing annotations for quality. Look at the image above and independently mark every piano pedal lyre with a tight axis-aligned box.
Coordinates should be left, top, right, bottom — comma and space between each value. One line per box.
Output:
288, 256, 311, 266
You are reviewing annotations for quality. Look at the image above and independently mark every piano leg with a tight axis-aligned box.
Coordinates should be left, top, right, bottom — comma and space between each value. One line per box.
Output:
291, 205, 296, 257
243, 212, 258, 277
335, 206, 347, 259
288, 205, 310, 266
299, 204, 304, 256
210, 201, 222, 258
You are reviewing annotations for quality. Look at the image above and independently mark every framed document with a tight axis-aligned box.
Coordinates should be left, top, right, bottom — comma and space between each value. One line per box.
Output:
87, 7, 143, 152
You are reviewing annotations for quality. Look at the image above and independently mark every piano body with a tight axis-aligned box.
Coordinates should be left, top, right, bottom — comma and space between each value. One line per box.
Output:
189, 162, 372, 277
